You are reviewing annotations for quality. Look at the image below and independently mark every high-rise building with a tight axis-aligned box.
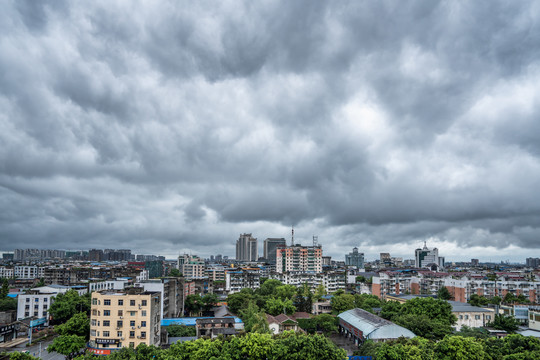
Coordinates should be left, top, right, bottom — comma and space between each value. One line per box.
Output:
263, 238, 287, 263
415, 242, 444, 269
526, 258, 540, 268
345, 247, 364, 269
235, 233, 258, 262
276, 244, 323, 273
89, 249, 104, 262
89, 288, 161, 354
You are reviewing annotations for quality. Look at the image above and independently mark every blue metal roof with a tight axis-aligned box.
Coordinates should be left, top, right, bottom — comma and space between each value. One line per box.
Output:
7, 293, 17, 298
161, 317, 242, 326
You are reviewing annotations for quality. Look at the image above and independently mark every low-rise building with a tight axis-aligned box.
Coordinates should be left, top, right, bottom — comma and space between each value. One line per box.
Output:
195, 318, 236, 338
266, 312, 312, 334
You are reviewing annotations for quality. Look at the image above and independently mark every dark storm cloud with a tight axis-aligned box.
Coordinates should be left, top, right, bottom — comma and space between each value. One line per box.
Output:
1, 0, 540, 260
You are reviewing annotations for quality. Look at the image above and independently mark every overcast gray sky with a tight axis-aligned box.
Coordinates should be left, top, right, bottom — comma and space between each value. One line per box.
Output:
1, 1, 539, 262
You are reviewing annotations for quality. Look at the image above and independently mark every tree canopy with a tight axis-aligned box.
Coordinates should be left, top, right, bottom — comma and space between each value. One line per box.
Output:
48, 290, 90, 324
55, 312, 90, 339
358, 334, 540, 360
48, 334, 86, 356
73, 332, 347, 360
380, 298, 456, 340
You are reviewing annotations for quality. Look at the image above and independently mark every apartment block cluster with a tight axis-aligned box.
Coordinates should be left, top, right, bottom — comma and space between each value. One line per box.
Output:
227, 233, 346, 294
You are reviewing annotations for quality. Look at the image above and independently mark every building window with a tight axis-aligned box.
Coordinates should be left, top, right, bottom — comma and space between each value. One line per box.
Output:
34, 305, 39, 309
34, 312, 38, 317
42, 311, 47, 317
130, 311, 136, 316
43, 298, 47, 303
92, 310, 97, 316
92, 298, 98, 305
141, 321, 146, 328
118, 299, 124, 306
117, 320, 123, 328
43, 305, 47, 310
465, 315, 469, 320
118, 310, 123, 316
91, 330, 96, 336
140, 331, 146, 338
129, 342, 134, 348
26, 298, 30, 303
475, 315, 480, 320
129, 331, 135, 338
117, 331, 122, 337
141, 311, 147, 317
104, 310, 110, 316
130, 320, 135, 327
91, 319, 97, 326
459, 315, 463, 319
25, 312, 29, 317
104, 299, 111, 306
103, 321, 110, 327
141, 300, 147, 306
103, 331, 110, 337
25, 305, 29, 310
130, 300, 135, 306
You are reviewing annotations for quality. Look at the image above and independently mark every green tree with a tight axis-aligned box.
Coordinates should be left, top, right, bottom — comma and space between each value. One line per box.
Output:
184, 294, 202, 316
269, 331, 347, 360
9, 353, 39, 360
488, 314, 520, 333
167, 324, 196, 337
240, 301, 270, 333
330, 293, 355, 314
201, 293, 218, 312
265, 297, 296, 316
315, 313, 338, 333
227, 291, 253, 314
437, 286, 452, 300
393, 314, 453, 340
295, 283, 313, 313
48, 334, 86, 356
400, 297, 456, 325
354, 294, 381, 312
55, 312, 90, 339
1, 278, 9, 298
169, 268, 182, 277
490, 296, 502, 305
48, 290, 90, 323
454, 326, 489, 339
434, 335, 487, 360
468, 294, 489, 307
503, 292, 517, 304
0, 297, 17, 311
381, 300, 402, 320
275, 285, 297, 300
258, 279, 282, 297
314, 284, 327, 301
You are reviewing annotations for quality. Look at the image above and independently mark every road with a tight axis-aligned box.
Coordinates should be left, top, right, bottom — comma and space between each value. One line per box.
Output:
6, 339, 64, 360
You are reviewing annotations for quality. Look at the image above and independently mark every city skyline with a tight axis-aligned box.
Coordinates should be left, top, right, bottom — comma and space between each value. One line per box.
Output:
1, 2, 540, 263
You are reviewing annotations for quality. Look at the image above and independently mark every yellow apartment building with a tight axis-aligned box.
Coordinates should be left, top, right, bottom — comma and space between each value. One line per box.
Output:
88, 288, 161, 355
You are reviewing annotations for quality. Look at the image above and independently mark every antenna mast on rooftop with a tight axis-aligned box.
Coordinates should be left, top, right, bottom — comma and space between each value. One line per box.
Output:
313, 235, 318, 247
291, 226, 294, 246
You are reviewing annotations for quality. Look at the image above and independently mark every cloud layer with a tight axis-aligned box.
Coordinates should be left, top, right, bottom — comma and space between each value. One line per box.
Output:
1, 1, 540, 261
